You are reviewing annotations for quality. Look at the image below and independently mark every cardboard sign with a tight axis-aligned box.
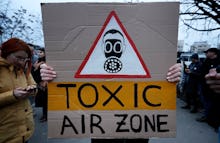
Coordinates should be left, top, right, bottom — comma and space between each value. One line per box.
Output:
41, 2, 179, 139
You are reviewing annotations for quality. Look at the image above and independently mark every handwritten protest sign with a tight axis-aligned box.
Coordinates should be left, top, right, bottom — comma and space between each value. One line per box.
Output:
41, 2, 179, 138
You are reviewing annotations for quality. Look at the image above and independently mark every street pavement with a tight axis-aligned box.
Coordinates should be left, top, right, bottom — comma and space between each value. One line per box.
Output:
29, 98, 218, 143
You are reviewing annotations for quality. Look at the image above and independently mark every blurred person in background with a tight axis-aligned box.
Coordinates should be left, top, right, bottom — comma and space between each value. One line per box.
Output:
31, 48, 47, 122
205, 66, 220, 142
28, 43, 39, 113
197, 48, 220, 122
181, 53, 202, 113
0, 38, 37, 143
28, 43, 38, 65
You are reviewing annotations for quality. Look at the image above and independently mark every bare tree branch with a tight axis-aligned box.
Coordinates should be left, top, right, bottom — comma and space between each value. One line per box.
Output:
180, 0, 220, 32
181, 18, 220, 31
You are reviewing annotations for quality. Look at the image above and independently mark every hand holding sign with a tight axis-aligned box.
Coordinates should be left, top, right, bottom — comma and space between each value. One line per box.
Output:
166, 63, 181, 82
40, 64, 56, 81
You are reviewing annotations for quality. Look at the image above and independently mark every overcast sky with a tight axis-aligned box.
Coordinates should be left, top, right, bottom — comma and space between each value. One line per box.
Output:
9, 0, 220, 51
11, 0, 178, 14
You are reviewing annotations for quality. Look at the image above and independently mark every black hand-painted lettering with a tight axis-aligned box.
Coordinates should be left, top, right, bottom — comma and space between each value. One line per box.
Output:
57, 84, 76, 109
130, 114, 142, 132
102, 85, 124, 107
115, 114, 129, 132
81, 114, 85, 134
157, 115, 169, 132
78, 83, 98, 108
143, 85, 161, 107
134, 83, 138, 107
144, 114, 156, 132
90, 114, 105, 134
61, 115, 78, 135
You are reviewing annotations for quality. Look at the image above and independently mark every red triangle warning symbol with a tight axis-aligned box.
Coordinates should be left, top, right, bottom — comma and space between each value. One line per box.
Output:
75, 11, 151, 78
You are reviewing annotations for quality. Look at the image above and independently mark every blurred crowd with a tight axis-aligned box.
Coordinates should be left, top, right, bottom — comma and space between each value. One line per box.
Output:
177, 48, 220, 132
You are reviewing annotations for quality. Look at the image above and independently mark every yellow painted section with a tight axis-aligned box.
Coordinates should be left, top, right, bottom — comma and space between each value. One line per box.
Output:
48, 81, 176, 111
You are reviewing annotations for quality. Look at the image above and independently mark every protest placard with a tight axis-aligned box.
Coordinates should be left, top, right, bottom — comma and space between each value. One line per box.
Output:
41, 2, 179, 138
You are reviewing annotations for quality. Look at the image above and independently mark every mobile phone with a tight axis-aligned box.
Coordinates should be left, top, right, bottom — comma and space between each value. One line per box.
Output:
26, 87, 37, 92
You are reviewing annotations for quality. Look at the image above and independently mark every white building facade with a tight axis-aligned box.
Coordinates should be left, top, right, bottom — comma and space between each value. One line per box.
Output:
190, 41, 211, 53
